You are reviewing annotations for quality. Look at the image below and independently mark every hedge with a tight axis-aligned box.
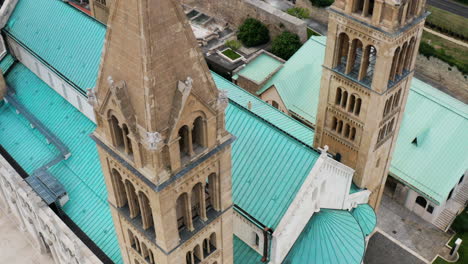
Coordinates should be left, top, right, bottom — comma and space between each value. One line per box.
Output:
419, 42, 468, 75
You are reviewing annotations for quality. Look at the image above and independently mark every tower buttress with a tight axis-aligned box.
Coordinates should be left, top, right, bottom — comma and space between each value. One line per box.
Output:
91, 0, 234, 263
314, 0, 427, 210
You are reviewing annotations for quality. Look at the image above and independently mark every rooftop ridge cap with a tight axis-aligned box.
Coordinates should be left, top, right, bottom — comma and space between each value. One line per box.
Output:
410, 80, 468, 119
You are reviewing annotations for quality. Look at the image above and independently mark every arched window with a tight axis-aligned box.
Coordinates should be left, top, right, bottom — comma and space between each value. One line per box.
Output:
389, 47, 401, 82
355, 98, 362, 116
203, 239, 210, 258
186, 251, 192, 264
337, 120, 343, 134
331, 117, 338, 131
148, 249, 155, 264
206, 173, 218, 211
404, 37, 416, 71
122, 124, 133, 156
111, 169, 127, 207
176, 193, 190, 233
193, 245, 202, 263
128, 230, 136, 249
335, 88, 342, 105
191, 183, 203, 221
254, 233, 260, 247
447, 188, 454, 200
346, 39, 363, 77
393, 90, 401, 109
271, 100, 279, 109
397, 42, 409, 76
125, 180, 140, 218
344, 124, 351, 138
348, 95, 356, 113
335, 33, 350, 68
387, 118, 395, 135
139, 192, 154, 230
178, 125, 190, 159
350, 127, 356, 141
415, 196, 427, 208
354, 0, 364, 13
210, 233, 217, 251
341, 91, 348, 108
192, 116, 205, 151
110, 115, 124, 149
134, 236, 141, 253
141, 242, 149, 260
360, 45, 377, 85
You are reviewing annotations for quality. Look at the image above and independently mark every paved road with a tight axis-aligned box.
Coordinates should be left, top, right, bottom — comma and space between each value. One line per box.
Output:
427, 0, 468, 18
365, 232, 427, 264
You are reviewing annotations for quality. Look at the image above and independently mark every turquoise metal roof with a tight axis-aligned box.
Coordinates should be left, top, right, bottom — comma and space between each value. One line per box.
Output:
390, 78, 468, 204
1, 64, 122, 264
213, 72, 315, 146
258, 37, 326, 124
0, 54, 15, 73
235, 53, 283, 84
283, 209, 365, 264
351, 204, 377, 236
233, 236, 263, 264
4, 0, 106, 92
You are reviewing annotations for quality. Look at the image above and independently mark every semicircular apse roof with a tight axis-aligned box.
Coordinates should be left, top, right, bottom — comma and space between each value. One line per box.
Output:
283, 209, 365, 264
351, 204, 377, 237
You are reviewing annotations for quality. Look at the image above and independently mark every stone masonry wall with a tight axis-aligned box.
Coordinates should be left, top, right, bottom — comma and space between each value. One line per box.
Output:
415, 55, 468, 103
183, 0, 308, 42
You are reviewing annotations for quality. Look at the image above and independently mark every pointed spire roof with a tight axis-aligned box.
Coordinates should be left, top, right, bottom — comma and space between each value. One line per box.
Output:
96, 0, 219, 132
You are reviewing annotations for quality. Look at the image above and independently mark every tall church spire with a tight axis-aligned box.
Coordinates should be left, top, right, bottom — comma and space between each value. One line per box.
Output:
92, 1, 234, 263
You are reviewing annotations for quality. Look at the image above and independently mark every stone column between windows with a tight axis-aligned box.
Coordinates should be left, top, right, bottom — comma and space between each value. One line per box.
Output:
358, 46, 370, 80
186, 192, 194, 231
345, 40, 356, 74
201, 183, 207, 221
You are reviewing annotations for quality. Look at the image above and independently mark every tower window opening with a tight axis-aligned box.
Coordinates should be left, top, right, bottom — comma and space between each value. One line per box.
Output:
193, 245, 202, 263
337, 121, 344, 134
192, 116, 205, 153
271, 100, 279, 109
354, 0, 364, 14
404, 38, 416, 71
350, 127, 356, 141
191, 183, 203, 221
342, 91, 348, 108
178, 125, 191, 160
110, 115, 124, 150
355, 98, 362, 116
176, 193, 190, 234
397, 42, 409, 77
389, 47, 401, 83
335, 33, 350, 69
122, 124, 133, 157
125, 180, 141, 219
139, 192, 154, 230
361, 45, 377, 86
331, 117, 338, 131
335, 87, 342, 105
186, 251, 193, 264
206, 173, 218, 211
203, 239, 210, 258
346, 39, 363, 79
348, 95, 356, 113
368, 0, 375, 17
148, 249, 155, 264
344, 124, 351, 138
210, 233, 217, 252
111, 169, 127, 208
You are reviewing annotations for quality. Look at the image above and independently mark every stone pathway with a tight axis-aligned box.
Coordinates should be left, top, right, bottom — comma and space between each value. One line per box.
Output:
377, 194, 452, 262
0, 208, 53, 264
424, 27, 468, 48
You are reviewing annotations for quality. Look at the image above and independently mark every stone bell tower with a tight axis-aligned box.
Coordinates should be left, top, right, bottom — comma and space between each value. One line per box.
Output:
90, 0, 234, 263
314, 0, 427, 210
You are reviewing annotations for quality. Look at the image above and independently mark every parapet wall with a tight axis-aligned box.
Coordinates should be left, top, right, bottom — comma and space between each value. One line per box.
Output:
183, 0, 308, 42
0, 156, 101, 264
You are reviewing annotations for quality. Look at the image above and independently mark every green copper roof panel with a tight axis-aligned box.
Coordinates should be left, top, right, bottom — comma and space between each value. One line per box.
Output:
258, 37, 326, 125
390, 78, 468, 204
2, 64, 122, 264
0, 54, 15, 73
4, 0, 106, 92
351, 204, 377, 237
226, 102, 319, 228
213, 72, 315, 146
283, 209, 365, 264
233, 236, 263, 264
236, 53, 283, 84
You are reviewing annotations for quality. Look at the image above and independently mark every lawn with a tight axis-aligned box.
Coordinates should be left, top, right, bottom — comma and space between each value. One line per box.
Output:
307, 27, 321, 38
433, 207, 468, 264
222, 48, 242, 60
426, 6, 468, 40
420, 31, 468, 74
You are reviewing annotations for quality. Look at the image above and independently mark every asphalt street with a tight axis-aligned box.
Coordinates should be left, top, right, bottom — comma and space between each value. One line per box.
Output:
427, 0, 468, 18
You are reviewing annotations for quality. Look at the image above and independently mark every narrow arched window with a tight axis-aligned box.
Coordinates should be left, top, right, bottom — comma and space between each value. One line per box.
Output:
342, 91, 348, 108
347, 39, 363, 76
206, 173, 218, 211
354, 0, 364, 13
203, 239, 210, 258
176, 193, 190, 234
348, 95, 356, 113
368, 0, 375, 17
360, 45, 377, 85
254, 233, 260, 247
331, 117, 338, 131
335, 88, 342, 105
210, 233, 217, 250
193, 245, 202, 263
350, 127, 356, 141
125, 180, 140, 218
186, 251, 192, 264
404, 37, 416, 71
192, 116, 205, 151
396, 42, 409, 77
134, 236, 141, 253
335, 33, 350, 68
111, 169, 127, 207
191, 183, 203, 221
389, 47, 401, 82
355, 98, 362, 116
337, 121, 343, 134
344, 124, 351, 138
271, 101, 279, 109
128, 230, 136, 249
110, 115, 124, 149
122, 124, 133, 156
393, 90, 401, 109
141, 242, 149, 260
178, 125, 190, 159
139, 192, 154, 230
148, 249, 155, 264
415, 196, 427, 208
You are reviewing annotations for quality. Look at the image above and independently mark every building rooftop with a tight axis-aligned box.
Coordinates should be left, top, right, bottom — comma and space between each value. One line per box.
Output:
233, 52, 283, 84
0, 53, 14, 73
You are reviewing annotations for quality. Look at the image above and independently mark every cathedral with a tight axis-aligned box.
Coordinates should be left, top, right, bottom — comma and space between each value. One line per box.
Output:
0, 0, 465, 264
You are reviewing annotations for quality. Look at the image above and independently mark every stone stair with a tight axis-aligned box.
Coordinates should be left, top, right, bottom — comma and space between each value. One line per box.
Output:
434, 209, 456, 231
452, 183, 468, 205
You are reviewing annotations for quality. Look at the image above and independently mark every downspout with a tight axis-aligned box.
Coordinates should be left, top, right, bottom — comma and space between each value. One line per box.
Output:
262, 227, 273, 262
0, 0, 19, 29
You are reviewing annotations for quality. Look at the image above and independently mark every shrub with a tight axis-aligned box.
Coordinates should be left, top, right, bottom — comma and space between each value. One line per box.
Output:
237, 18, 270, 47
271, 31, 302, 60
419, 42, 468, 75
309, 0, 334, 8
286, 7, 310, 19
225, 40, 241, 51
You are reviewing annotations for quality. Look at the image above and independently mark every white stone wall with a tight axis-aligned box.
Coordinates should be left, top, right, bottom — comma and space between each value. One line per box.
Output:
0, 155, 101, 264
404, 189, 441, 223
233, 210, 265, 256
5, 37, 96, 122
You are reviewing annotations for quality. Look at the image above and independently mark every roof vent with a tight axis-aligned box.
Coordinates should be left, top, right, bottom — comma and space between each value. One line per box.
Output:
412, 128, 430, 147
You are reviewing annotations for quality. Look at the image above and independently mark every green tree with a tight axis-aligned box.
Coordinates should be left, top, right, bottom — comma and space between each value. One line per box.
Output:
286, 7, 310, 19
237, 18, 270, 47
271, 31, 302, 60
309, 0, 334, 8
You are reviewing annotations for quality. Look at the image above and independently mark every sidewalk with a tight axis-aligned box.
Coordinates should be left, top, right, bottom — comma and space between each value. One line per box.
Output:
424, 27, 468, 48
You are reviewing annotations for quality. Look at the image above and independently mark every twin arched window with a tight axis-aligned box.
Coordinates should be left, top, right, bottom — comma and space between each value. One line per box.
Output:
109, 114, 133, 157
335, 88, 362, 116
178, 115, 206, 162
